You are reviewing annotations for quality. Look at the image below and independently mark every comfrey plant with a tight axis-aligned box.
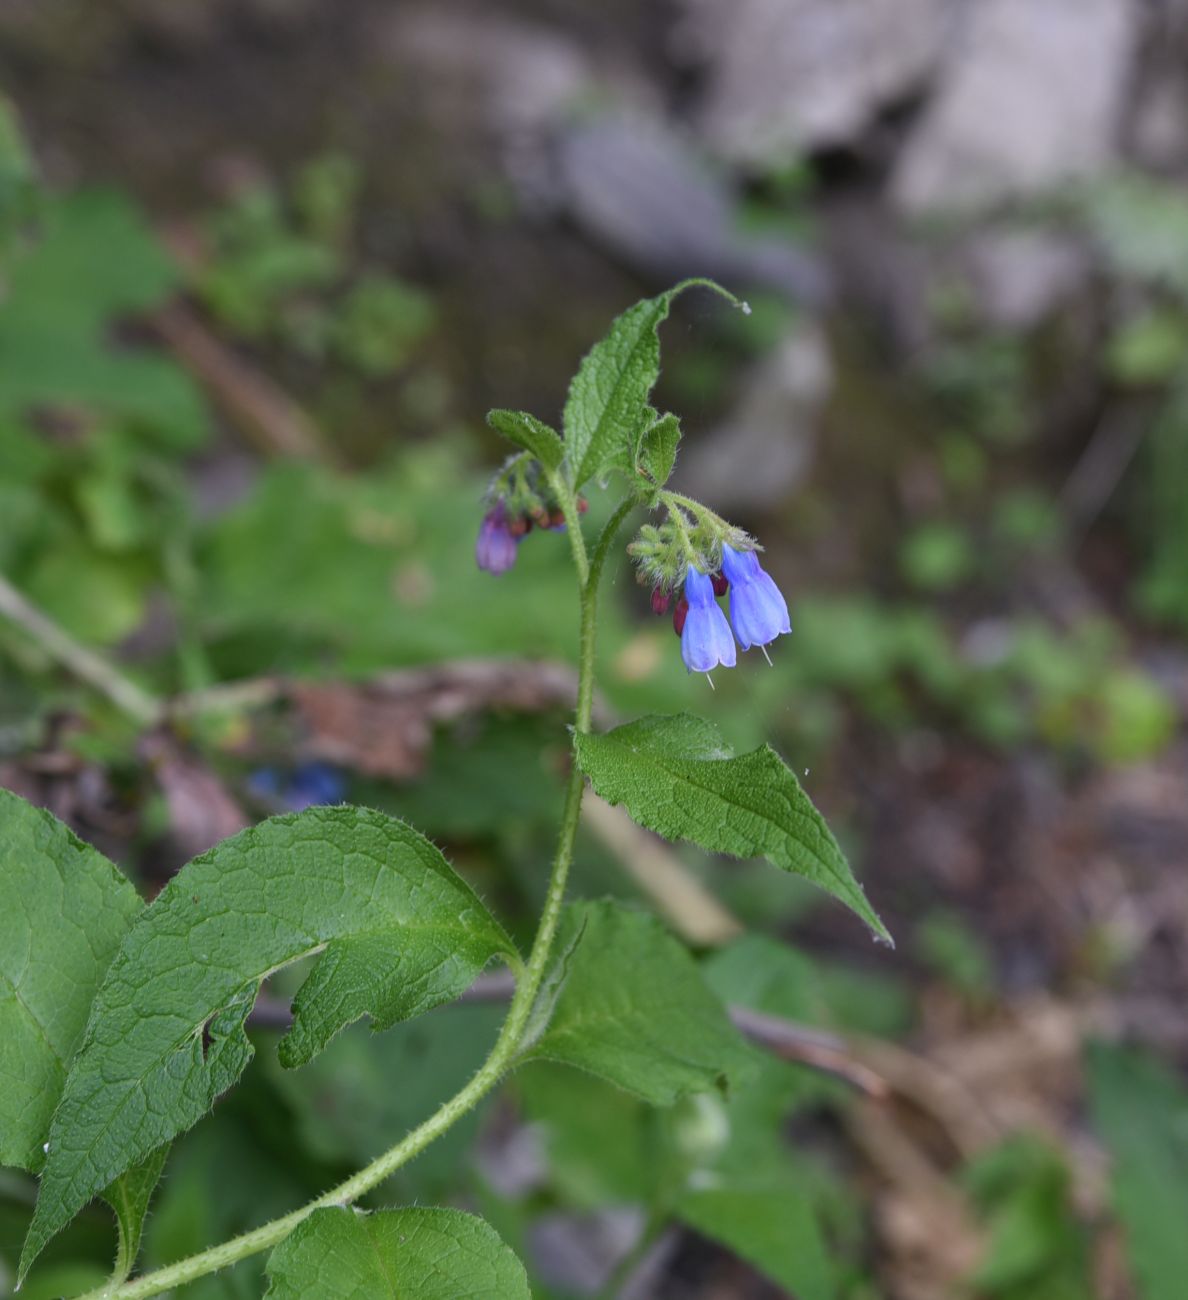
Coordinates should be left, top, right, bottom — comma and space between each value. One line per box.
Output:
3, 280, 888, 1299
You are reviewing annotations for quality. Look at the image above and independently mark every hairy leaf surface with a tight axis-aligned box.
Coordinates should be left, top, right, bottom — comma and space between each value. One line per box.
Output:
574, 714, 890, 942
524, 900, 755, 1104
0, 790, 142, 1172
563, 279, 734, 488
21, 806, 516, 1281
485, 408, 564, 472
637, 411, 682, 486
264, 1207, 530, 1299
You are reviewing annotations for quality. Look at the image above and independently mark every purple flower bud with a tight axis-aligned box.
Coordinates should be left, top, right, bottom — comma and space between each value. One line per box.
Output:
720, 545, 790, 651
476, 502, 519, 575
651, 588, 670, 616
672, 596, 688, 635
680, 568, 737, 674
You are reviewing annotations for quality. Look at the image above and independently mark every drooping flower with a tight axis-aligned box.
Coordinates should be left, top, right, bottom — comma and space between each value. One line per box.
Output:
720, 544, 790, 652
680, 568, 737, 674
475, 502, 519, 574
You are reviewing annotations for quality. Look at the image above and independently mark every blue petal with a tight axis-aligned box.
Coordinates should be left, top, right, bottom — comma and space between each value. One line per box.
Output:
684, 567, 717, 609
722, 545, 790, 650
681, 603, 737, 673
721, 545, 761, 586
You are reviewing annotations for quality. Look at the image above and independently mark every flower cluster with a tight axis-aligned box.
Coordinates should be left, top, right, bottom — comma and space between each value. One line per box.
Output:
475, 454, 585, 575
658, 544, 790, 678
475, 445, 788, 679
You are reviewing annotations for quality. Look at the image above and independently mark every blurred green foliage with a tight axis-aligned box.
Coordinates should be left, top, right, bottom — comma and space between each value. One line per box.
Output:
195, 155, 434, 376
1, 107, 1187, 1296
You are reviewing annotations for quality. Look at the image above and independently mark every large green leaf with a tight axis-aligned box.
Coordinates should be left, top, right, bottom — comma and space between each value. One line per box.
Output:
20, 806, 518, 1281
0, 189, 207, 447
562, 279, 735, 488
523, 900, 756, 1104
1087, 1041, 1188, 1300
0, 790, 142, 1172
264, 1207, 530, 1299
574, 714, 890, 942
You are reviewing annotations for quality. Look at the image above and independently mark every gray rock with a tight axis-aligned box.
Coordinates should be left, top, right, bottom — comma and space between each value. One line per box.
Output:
893, 0, 1138, 214
555, 113, 831, 305
675, 326, 832, 511
962, 229, 1090, 329
673, 0, 951, 161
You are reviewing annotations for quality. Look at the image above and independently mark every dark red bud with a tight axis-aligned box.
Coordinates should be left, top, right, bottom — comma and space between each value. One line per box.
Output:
530, 506, 550, 529
672, 596, 688, 636
548, 508, 566, 530
508, 515, 532, 538
576, 496, 589, 514
651, 588, 670, 615
711, 571, 729, 597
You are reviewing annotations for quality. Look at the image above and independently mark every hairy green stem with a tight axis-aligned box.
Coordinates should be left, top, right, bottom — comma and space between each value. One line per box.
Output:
74, 498, 636, 1300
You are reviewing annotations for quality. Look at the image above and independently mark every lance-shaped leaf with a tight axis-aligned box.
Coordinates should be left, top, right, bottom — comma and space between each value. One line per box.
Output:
523, 900, 756, 1104
265, 1206, 531, 1299
574, 714, 891, 943
485, 408, 564, 472
563, 278, 738, 488
20, 806, 517, 1282
103, 1144, 170, 1286
0, 790, 142, 1173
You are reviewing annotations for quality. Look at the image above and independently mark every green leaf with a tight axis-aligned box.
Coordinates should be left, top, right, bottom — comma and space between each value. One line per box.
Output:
563, 278, 737, 488
102, 1143, 170, 1285
1087, 1041, 1188, 1300
264, 1206, 531, 1299
677, 1184, 836, 1300
20, 806, 517, 1282
0, 190, 208, 447
523, 900, 756, 1104
637, 411, 681, 486
574, 714, 891, 942
0, 790, 142, 1173
486, 408, 564, 472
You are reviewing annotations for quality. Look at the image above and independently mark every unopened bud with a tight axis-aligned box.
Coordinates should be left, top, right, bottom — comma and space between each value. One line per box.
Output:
711, 572, 729, 597
672, 596, 688, 636
651, 588, 670, 615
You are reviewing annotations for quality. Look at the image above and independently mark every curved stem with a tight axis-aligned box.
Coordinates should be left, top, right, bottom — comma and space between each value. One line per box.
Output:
75, 498, 636, 1300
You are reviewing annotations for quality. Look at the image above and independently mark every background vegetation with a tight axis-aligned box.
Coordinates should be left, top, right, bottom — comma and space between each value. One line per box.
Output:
2, 2, 1187, 1296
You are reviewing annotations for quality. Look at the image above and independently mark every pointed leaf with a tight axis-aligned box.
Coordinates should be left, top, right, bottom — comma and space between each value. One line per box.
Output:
21, 806, 517, 1281
0, 790, 142, 1173
485, 408, 564, 472
265, 1206, 531, 1299
102, 1143, 170, 1285
563, 278, 737, 488
523, 900, 756, 1104
574, 714, 891, 943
